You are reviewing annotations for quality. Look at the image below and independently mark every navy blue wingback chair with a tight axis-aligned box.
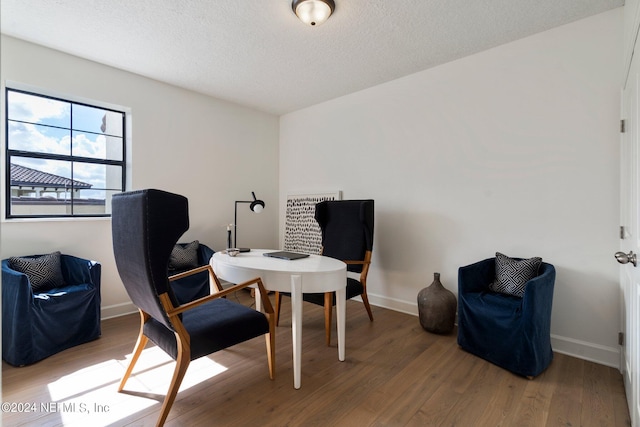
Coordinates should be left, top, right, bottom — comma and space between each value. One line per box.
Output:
2, 254, 101, 366
275, 199, 375, 346
169, 242, 215, 304
111, 189, 275, 426
457, 258, 556, 378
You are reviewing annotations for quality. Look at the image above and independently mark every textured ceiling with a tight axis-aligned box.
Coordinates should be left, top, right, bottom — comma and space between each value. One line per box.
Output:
0, 0, 624, 115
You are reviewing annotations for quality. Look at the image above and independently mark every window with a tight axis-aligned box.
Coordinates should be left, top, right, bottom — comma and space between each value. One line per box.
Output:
5, 88, 126, 218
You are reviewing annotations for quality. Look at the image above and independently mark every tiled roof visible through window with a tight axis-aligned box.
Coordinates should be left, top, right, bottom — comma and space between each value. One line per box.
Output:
10, 164, 92, 189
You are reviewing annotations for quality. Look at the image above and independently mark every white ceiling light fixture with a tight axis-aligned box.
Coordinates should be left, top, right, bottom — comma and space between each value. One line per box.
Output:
292, 0, 335, 26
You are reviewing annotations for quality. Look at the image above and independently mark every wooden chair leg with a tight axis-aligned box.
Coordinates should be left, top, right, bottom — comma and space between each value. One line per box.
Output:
156, 341, 190, 427
361, 291, 374, 321
119, 311, 150, 392
274, 292, 282, 326
119, 334, 148, 391
324, 292, 333, 346
265, 326, 276, 380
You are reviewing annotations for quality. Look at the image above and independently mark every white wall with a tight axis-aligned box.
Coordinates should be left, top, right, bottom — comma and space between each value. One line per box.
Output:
0, 35, 280, 318
280, 9, 623, 367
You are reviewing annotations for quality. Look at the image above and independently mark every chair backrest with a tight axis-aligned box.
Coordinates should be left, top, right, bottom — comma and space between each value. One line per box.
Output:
314, 200, 374, 273
111, 189, 189, 331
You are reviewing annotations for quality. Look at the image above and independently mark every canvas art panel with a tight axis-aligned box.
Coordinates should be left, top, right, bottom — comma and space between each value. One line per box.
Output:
284, 191, 342, 254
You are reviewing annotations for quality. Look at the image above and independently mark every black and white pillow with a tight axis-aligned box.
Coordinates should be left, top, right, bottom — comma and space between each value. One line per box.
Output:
488, 252, 542, 297
169, 240, 200, 271
9, 251, 66, 293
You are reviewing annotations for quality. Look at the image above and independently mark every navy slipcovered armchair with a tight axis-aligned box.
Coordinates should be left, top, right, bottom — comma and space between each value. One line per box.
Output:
457, 256, 556, 378
168, 242, 215, 304
111, 189, 275, 426
2, 253, 101, 366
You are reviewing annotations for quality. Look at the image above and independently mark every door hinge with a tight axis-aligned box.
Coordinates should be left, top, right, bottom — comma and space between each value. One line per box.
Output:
620, 226, 626, 239
621, 119, 626, 133
619, 331, 624, 346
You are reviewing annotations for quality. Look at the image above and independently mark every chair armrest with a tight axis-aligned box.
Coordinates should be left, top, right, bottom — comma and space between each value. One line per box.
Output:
168, 265, 211, 281
458, 258, 495, 294
344, 259, 372, 283
61, 255, 101, 289
522, 262, 556, 317
2, 261, 35, 338
344, 260, 370, 265
169, 264, 224, 292
2, 260, 34, 301
197, 244, 215, 265
166, 265, 274, 316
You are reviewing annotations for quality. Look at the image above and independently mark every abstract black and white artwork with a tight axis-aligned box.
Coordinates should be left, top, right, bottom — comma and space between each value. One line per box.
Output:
284, 191, 342, 254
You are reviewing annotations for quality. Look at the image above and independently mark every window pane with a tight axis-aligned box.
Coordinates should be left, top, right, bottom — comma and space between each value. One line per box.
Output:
7, 91, 70, 128
74, 189, 108, 215
10, 158, 73, 216
73, 104, 123, 137
72, 162, 104, 189
72, 162, 122, 191
8, 122, 71, 155
105, 135, 124, 161
11, 157, 72, 183
73, 190, 122, 215
10, 190, 72, 216
72, 132, 123, 161
104, 165, 124, 190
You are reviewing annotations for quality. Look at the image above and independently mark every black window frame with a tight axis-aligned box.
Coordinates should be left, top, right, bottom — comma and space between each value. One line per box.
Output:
4, 87, 127, 219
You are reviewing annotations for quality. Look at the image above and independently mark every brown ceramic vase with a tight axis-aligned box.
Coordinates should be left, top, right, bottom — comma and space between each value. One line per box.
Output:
417, 272, 457, 334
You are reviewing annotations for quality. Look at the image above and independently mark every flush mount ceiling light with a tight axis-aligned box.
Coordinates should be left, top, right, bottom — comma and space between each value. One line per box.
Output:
292, 0, 335, 26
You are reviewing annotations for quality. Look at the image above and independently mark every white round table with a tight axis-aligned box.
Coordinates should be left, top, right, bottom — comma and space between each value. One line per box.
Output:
211, 249, 347, 389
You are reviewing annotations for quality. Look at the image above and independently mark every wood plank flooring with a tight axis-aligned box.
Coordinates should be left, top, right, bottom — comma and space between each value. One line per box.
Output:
2, 291, 631, 426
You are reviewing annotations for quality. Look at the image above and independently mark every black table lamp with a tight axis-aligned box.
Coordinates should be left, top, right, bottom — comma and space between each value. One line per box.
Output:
233, 191, 265, 252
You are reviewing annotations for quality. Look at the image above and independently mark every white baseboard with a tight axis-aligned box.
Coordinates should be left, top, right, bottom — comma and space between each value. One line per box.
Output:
101, 302, 137, 320
366, 292, 621, 370
363, 293, 419, 316
550, 334, 620, 369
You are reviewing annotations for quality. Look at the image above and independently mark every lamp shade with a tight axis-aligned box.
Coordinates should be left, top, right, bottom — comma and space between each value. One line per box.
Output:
250, 201, 264, 213
292, 0, 335, 26
250, 192, 265, 213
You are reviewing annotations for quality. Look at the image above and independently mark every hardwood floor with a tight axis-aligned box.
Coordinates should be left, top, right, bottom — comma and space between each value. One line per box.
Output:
2, 291, 631, 426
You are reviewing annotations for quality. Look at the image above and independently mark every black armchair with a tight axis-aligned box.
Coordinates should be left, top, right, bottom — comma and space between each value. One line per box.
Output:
275, 199, 375, 345
2, 253, 101, 366
111, 189, 275, 426
457, 256, 556, 378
